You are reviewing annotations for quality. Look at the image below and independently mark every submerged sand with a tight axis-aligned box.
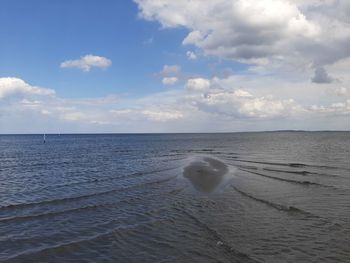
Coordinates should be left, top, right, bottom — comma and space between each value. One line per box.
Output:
183, 157, 229, 193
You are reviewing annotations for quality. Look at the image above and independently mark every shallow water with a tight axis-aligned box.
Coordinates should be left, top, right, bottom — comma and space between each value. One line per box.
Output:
0, 132, 349, 262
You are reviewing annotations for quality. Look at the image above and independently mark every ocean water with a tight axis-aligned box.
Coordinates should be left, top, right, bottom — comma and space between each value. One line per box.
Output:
0, 132, 349, 263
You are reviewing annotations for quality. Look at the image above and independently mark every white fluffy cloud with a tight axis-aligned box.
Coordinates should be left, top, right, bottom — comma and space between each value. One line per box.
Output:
186, 51, 197, 60
136, 1, 317, 60
186, 78, 211, 91
159, 65, 182, 85
2, 75, 350, 133
195, 89, 303, 119
60, 54, 112, 72
0, 77, 55, 98
162, 77, 178, 85
111, 108, 184, 122
142, 110, 183, 121
311, 100, 350, 115
135, 0, 350, 78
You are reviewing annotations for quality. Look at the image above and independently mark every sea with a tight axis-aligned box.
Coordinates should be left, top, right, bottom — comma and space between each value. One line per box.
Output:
0, 132, 349, 262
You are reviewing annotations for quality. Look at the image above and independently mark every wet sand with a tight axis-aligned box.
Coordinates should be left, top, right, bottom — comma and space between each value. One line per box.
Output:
183, 157, 229, 193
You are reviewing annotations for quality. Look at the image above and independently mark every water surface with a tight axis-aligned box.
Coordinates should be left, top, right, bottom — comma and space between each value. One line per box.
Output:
0, 132, 349, 262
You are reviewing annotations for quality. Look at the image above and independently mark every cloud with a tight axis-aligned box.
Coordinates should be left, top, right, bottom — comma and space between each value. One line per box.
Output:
2, 75, 350, 133
142, 110, 183, 121
135, 0, 319, 62
60, 54, 112, 72
193, 87, 304, 119
158, 65, 182, 85
60, 111, 87, 121
110, 108, 184, 122
311, 100, 350, 115
162, 77, 178, 85
326, 86, 349, 97
186, 78, 211, 91
161, 64, 181, 75
135, 0, 350, 80
183, 76, 308, 119
186, 51, 197, 60
0, 77, 55, 99
312, 67, 336, 84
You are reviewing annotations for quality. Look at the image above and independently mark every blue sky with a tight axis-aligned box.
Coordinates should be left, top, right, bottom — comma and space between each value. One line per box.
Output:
1, 0, 238, 98
1, 0, 350, 133
1, 0, 178, 97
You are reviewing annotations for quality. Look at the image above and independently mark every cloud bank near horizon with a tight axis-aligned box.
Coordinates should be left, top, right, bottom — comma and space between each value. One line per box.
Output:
1, 75, 349, 133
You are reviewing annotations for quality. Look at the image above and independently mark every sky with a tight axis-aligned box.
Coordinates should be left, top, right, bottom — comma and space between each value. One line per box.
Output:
1, 0, 350, 133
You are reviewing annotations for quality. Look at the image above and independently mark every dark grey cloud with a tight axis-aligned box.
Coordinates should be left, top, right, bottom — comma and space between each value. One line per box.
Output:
311, 67, 335, 84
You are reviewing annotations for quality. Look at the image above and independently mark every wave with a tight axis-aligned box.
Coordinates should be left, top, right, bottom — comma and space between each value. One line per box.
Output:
0, 160, 73, 170
170, 149, 228, 155
113, 149, 132, 153
236, 165, 259, 170
233, 159, 350, 171
1, 200, 198, 261
1, 217, 164, 262
169, 187, 186, 195
181, 209, 261, 263
231, 186, 342, 228
238, 168, 332, 188
1, 165, 181, 208
0, 184, 185, 225
0, 174, 179, 212
261, 167, 338, 178
0, 202, 110, 224
231, 185, 308, 214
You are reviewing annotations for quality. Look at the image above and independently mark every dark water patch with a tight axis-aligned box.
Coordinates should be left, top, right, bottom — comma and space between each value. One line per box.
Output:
264, 168, 310, 176
183, 157, 229, 193
225, 156, 239, 159
171, 149, 227, 156
234, 159, 300, 167
288, 163, 306, 168
198, 149, 214, 152
159, 153, 184, 158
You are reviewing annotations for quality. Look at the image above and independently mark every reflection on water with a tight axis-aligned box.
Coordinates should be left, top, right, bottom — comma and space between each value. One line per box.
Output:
183, 157, 228, 193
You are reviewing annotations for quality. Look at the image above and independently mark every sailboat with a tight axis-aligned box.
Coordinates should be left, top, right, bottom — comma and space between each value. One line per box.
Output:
43, 134, 46, 143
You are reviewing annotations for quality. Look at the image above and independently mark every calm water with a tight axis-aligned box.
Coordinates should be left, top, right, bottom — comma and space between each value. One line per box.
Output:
0, 132, 349, 262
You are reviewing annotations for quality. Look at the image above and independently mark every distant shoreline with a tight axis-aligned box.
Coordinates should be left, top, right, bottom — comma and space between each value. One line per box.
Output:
0, 130, 349, 136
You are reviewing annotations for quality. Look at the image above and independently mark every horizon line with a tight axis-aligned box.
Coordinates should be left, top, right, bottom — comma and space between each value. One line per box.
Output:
1, 130, 349, 135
